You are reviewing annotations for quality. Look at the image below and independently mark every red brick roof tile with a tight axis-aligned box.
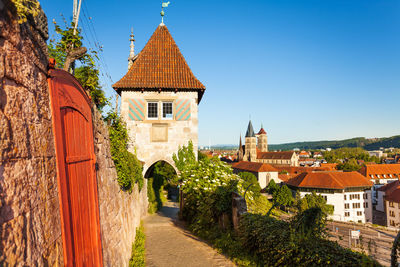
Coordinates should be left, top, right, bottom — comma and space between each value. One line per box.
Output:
257, 128, 266, 135
286, 171, 373, 190
359, 164, 400, 178
232, 161, 278, 173
113, 25, 205, 101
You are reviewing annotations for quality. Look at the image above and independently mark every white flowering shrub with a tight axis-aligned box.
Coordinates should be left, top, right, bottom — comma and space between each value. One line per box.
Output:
173, 142, 261, 229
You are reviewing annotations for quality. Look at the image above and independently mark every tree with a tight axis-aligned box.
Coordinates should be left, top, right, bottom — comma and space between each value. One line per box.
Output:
337, 158, 361, 172
266, 179, 279, 195
296, 191, 334, 215
239, 172, 261, 198
48, 19, 108, 111
172, 141, 196, 172
267, 185, 293, 216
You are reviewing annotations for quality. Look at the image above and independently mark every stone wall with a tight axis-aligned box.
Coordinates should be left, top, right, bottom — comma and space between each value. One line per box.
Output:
92, 106, 148, 267
0, 1, 63, 265
120, 91, 199, 176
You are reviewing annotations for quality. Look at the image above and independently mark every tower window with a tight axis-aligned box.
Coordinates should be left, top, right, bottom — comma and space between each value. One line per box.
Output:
162, 102, 173, 119
147, 102, 158, 119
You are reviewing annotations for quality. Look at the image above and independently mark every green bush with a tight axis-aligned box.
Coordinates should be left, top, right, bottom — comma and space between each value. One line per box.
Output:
238, 213, 380, 266
129, 223, 145, 267
106, 112, 143, 192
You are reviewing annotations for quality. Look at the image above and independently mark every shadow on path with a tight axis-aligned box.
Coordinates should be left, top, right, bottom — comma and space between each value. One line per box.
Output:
143, 200, 235, 267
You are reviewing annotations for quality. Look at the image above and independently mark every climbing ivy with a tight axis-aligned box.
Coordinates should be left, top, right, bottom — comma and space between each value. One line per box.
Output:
106, 111, 144, 192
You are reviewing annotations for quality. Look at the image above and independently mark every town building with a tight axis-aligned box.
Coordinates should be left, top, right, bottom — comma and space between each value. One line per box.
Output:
113, 23, 205, 176
237, 121, 299, 166
376, 180, 400, 227
299, 151, 310, 158
285, 171, 373, 223
358, 164, 400, 208
232, 161, 280, 188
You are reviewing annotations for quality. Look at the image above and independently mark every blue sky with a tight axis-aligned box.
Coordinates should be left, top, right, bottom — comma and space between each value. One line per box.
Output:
41, 0, 400, 146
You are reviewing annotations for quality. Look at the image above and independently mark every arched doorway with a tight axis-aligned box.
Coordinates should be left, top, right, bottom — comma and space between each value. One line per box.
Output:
145, 160, 179, 213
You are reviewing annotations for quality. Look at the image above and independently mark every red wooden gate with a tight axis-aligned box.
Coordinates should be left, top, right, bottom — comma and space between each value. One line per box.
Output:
48, 65, 103, 267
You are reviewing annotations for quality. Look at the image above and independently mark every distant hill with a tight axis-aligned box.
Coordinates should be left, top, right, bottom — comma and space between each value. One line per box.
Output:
269, 136, 400, 151
210, 135, 400, 151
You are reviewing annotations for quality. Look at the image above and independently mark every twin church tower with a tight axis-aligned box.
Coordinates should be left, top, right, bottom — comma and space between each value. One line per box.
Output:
238, 120, 268, 162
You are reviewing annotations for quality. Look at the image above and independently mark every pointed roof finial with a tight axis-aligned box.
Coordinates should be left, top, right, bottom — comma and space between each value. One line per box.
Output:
160, 1, 171, 26
128, 28, 135, 69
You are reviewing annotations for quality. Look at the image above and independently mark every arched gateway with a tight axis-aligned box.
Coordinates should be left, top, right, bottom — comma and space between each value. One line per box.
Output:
113, 23, 206, 173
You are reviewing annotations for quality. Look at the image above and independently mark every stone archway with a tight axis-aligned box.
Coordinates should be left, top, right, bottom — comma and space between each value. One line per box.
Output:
143, 158, 179, 179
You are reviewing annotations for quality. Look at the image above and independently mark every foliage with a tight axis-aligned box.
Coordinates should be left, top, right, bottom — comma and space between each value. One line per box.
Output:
238, 213, 380, 266
173, 142, 261, 228
147, 161, 175, 213
106, 111, 143, 192
238, 172, 261, 197
172, 141, 197, 172
266, 184, 293, 216
75, 64, 108, 111
324, 147, 380, 164
266, 179, 279, 195
295, 191, 334, 215
10, 0, 40, 23
47, 19, 108, 111
129, 223, 145, 267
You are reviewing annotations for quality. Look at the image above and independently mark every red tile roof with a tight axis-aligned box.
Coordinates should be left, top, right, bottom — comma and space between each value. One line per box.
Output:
378, 180, 400, 202
257, 128, 266, 135
257, 151, 295, 160
232, 161, 278, 173
358, 164, 400, 178
286, 171, 373, 190
113, 25, 205, 101
377, 180, 400, 193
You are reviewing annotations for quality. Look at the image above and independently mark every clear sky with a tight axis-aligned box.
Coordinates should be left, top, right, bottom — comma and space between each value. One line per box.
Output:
40, 0, 400, 146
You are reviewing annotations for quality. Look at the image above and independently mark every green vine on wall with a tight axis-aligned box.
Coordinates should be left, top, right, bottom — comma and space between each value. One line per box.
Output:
10, 0, 40, 24
106, 111, 144, 192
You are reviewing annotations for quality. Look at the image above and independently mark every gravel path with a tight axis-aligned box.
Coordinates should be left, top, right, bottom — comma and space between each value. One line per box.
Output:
143, 200, 236, 267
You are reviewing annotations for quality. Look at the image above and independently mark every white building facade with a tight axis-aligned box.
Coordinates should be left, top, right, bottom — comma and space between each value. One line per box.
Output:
286, 172, 373, 223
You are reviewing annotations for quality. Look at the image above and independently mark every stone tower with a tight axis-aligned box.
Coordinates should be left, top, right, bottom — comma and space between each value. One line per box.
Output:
257, 125, 268, 152
113, 23, 206, 176
238, 135, 244, 161
244, 120, 257, 162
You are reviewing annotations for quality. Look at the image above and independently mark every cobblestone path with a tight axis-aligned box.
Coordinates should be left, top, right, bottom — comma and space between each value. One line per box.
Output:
143, 200, 236, 267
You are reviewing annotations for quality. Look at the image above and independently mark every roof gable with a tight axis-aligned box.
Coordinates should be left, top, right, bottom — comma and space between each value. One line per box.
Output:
113, 25, 205, 101
257, 151, 295, 160
232, 161, 278, 173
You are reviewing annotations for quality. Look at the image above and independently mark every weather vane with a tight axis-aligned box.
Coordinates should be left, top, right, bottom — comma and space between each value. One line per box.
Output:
161, 1, 170, 25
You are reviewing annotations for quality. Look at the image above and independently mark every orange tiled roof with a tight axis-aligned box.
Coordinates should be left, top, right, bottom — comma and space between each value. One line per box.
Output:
257, 128, 267, 135
358, 164, 400, 178
232, 161, 278, 173
113, 25, 205, 101
257, 151, 295, 160
286, 171, 373, 190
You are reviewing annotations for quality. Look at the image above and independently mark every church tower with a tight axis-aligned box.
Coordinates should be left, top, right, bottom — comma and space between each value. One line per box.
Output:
257, 125, 268, 152
238, 134, 244, 161
244, 120, 257, 162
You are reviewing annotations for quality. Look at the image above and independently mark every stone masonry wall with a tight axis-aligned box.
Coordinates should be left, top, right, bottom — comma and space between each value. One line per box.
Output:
120, 91, 199, 175
0, 1, 63, 265
92, 106, 148, 267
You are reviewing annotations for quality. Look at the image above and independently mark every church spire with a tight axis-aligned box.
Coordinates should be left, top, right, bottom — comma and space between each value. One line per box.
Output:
245, 120, 255, 137
128, 28, 135, 70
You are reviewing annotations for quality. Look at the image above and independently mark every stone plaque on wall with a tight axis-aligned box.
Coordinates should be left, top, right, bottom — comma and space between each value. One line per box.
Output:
151, 124, 168, 142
